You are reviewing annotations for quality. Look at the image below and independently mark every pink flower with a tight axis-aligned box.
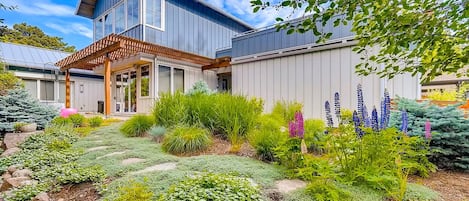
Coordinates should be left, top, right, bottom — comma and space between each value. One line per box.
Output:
295, 112, 304, 139
425, 120, 432, 140
289, 121, 297, 138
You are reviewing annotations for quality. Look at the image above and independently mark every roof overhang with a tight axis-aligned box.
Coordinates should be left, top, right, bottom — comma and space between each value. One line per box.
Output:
56, 34, 217, 71
76, 0, 97, 19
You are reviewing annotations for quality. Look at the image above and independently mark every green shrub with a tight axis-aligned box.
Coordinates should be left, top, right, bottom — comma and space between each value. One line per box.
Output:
184, 93, 216, 129
114, 179, 154, 201
162, 126, 212, 154
33, 162, 106, 184
120, 115, 154, 137
272, 101, 303, 124
159, 173, 262, 201
88, 116, 103, 127
303, 119, 326, 152
0, 88, 58, 133
248, 115, 287, 161
153, 92, 187, 128
68, 114, 86, 127
186, 80, 214, 96
50, 117, 72, 126
3, 183, 49, 201
390, 98, 469, 170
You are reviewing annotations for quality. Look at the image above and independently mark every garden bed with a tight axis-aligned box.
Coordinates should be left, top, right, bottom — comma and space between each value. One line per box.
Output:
410, 171, 469, 201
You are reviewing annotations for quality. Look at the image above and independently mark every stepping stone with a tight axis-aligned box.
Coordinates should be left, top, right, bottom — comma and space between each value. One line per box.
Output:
275, 179, 307, 193
129, 162, 177, 175
97, 151, 127, 159
93, 140, 103, 143
87, 146, 110, 152
122, 158, 146, 165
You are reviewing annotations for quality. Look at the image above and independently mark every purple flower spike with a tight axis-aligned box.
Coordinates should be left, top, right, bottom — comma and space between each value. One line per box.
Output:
371, 107, 379, 132
289, 121, 297, 138
363, 105, 371, 127
334, 92, 341, 121
425, 120, 432, 140
353, 110, 364, 137
357, 84, 364, 120
325, 101, 334, 127
400, 110, 408, 134
295, 112, 305, 139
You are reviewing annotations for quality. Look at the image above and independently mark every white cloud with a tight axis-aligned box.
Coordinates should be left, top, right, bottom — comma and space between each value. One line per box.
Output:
46, 22, 93, 39
9, 0, 75, 17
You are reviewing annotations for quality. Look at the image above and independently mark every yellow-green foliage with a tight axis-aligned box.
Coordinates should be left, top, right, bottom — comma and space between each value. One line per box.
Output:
340, 109, 354, 124
69, 114, 86, 127
113, 179, 154, 201
304, 119, 326, 152
0, 64, 22, 96
248, 114, 288, 161
162, 126, 212, 154
426, 90, 457, 101
272, 101, 303, 124
74, 127, 96, 137
101, 118, 122, 126
120, 115, 154, 137
87, 116, 103, 127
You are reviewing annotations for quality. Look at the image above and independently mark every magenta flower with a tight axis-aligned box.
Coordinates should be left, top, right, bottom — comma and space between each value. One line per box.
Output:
425, 120, 432, 140
289, 121, 297, 138
295, 112, 304, 138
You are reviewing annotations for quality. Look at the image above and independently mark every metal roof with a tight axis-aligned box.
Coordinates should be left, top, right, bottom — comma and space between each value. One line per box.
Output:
0, 42, 98, 75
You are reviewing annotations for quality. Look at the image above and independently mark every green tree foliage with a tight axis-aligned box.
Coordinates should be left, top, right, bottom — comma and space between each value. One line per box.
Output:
0, 87, 58, 133
0, 23, 76, 52
251, 0, 468, 83
0, 63, 22, 95
390, 98, 469, 170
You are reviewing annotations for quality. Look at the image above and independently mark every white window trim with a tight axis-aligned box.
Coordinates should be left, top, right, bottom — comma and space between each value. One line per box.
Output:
156, 61, 186, 96
139, 64, 151, 98
143, 0, 165, 32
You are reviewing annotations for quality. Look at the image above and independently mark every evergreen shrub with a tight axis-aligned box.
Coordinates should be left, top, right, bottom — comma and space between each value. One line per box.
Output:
390, 98, 469, 170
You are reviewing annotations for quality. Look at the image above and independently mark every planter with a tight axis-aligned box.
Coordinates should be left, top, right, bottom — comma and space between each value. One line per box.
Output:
20, 123, 37, 133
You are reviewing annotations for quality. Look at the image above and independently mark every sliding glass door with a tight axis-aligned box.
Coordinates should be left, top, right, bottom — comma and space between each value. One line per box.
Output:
115, 70, 137, 113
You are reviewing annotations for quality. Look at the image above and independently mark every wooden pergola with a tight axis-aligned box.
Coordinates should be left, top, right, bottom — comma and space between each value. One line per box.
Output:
56, 34, 230, 116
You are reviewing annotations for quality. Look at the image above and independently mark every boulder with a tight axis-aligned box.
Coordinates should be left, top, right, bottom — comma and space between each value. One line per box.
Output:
1, 147, 21, 157
33, 192, 51, 201
20, 123, 37, 133
0, 177, 32, 191
7, 165, 20, 174
12, 169, 33, 178
1, 172, 11, 180
3, 132, 37, 149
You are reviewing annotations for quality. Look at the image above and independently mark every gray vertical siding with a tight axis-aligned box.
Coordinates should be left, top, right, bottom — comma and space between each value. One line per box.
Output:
94, 0, 122, 19
232, 46, 419, 120
145, 1, 239, 58
232, 15, 354, 58
121, 25, 144, 40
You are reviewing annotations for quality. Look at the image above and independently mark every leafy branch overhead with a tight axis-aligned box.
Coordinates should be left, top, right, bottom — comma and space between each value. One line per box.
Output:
251, 0, 469, 83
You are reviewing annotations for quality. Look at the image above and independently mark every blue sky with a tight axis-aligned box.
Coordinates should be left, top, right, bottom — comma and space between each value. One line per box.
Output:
1, 0, 303, 49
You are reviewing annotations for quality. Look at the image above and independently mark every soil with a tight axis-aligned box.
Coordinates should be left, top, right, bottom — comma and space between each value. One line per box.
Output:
410, 171, 469, 201
49, 182, 100, 201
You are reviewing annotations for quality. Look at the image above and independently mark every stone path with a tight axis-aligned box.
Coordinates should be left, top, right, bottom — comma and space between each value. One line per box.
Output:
97, 151, 127, 159
274, 179, 307, 193
121, 158, 146, 165
129, 162, 177, 175
86, 146, 110, 152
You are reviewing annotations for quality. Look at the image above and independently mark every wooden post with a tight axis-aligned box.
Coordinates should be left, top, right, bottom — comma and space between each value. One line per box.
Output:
104, 56, 111, 117
65, 69, 71, 108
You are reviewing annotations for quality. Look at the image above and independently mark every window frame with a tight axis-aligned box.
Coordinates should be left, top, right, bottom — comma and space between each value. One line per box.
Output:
156, 64, 185, 96
143, 0, 165, 31
39, 80, 55, 102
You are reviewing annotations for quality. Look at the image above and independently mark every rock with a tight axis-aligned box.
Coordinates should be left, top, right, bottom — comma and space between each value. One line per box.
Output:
20, 179, 38, 186
19, 123, 37, 133
129, 162, 177, 175
32, 192, 51, 201
4, 177, 32, 188
7, 165, 20, 174
2, 172, 12, 180
3, 132, 38, 149
275, 179, 307, 193
12, 169, 33, 178
1, 147, 21, 157
121, 158, 145, 165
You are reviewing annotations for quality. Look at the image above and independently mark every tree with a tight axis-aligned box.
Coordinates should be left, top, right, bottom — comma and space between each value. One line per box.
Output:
251, 0, 469, 83
0, 23, 76, 52
0, 63, 22, 96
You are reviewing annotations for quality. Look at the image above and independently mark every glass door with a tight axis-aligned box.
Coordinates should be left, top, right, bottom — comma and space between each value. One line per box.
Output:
115, 70, 137, 113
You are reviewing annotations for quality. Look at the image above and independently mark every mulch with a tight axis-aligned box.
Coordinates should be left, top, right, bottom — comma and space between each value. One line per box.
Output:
410, 171, 469, 201
48, 182, 100, 201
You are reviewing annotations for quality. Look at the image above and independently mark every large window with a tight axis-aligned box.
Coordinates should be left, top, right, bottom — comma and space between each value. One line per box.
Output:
146, 0, 162, 28
174, 68, 184, 92
141, 65, 150, 97
115, 3, 125, 33
158, 66, 171, 95
40, 80, 55, 101
127, 0, 139, 28
104, 12, 114, 36
23, 79, 37, 99
95, 18, 103, 40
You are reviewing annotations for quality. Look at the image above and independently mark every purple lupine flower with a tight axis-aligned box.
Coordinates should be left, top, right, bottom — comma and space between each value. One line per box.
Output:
289, 121, 297, 138
325, 101, 334, 127
363, 105, 371, 127
334, 92, 341, 122
380, 99, 386, 129
357, 84, 364, 121
371, 107, 379, 132
425, 120, 432, 140
353, 110, 364, 138
295, 112, 305, 139
400, 110, 408, 134
384, 89, 391, 127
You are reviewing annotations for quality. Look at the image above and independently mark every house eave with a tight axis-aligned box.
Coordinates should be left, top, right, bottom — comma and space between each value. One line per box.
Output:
75, 0, 96, 19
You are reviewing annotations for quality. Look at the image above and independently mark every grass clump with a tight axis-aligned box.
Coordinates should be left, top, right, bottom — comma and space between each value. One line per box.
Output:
158, 173, 262, 201
162, 126, 211, 154
88, 116, 103, 127
69, 113, 86, 127
50, 116, 72, 127
248, 115, 287, 161
120, 115, 153, 137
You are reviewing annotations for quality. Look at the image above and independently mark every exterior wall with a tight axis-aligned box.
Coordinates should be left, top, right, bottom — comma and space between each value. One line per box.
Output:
232, 45, 419, 120
232, 15, 353, 58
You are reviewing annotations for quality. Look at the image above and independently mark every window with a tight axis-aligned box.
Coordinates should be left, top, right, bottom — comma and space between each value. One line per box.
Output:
158, 66, 170, 95
146, 0, 162, 28
59, 82, 66, 103
23, 79, 37, 99
115, 3, 125, 33
174, 68, 184, 92
95, 18, 103, 40
40, 80, 55, 101
104, 12, 114, 36
141, 65, 150, 97
127, 0, 139, 28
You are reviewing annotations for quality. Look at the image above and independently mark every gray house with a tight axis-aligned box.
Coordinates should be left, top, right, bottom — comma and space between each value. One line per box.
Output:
56, 0, 419, 119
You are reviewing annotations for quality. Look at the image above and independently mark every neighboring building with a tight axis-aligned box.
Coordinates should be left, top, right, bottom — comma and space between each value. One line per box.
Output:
0, 42, 104, 112
421, 72, 469, 96
56, 0, 420, 119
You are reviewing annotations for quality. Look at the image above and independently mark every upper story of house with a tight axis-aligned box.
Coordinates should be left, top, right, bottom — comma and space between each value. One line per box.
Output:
76, 0, 253, 59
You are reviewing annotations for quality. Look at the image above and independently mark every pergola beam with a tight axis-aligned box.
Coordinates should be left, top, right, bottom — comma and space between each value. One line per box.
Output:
60, 41, 123, 70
